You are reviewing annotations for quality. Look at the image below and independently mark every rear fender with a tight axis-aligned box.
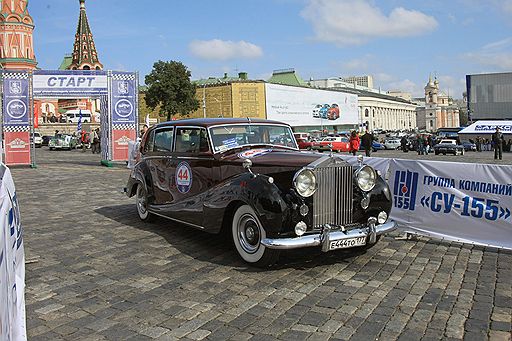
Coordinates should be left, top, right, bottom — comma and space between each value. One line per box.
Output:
126, 163, 154, 201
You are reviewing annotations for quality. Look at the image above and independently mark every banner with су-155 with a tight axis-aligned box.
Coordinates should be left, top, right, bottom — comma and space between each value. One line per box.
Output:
389, 159, 512, 250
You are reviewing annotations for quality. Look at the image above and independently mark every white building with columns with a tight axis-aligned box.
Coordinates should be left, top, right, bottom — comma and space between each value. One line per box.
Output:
309, 78, 418, 131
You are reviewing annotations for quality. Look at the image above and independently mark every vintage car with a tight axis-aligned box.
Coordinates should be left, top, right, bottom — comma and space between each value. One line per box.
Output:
48, 134, 77, 150
327, 104, 340, 120
125, 118, 396, 267
311, 136, 350, 153
433, 139, 465, 155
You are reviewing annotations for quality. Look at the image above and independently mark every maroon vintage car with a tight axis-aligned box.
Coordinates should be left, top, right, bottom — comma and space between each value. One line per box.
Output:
125, 118, 396, 267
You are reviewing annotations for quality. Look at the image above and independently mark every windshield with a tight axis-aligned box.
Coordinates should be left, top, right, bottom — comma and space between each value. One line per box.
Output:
209, 124, 298, 153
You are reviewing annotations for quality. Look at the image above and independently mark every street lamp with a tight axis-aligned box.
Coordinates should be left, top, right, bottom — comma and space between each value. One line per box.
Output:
202, 84, 206, 118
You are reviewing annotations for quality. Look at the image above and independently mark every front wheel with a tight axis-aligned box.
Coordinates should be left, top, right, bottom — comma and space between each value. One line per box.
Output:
136, 183, 154, 222
232, 205, 280, 267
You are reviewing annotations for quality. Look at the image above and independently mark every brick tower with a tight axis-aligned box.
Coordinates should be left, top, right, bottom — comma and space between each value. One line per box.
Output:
68, 0, 103, 70
0, 0, 37, 70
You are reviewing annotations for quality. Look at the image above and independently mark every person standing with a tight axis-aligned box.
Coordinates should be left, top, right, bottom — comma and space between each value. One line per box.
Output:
475, 136, 481, 152
361, 128, 373, 157
492, 127, 503, 160
91, 128, 100, 154
349, 130, 360, 156
400, 135, 409, 152
80, 130, 88, 152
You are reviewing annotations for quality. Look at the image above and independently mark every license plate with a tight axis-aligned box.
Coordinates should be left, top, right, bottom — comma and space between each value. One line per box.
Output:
329, 236, 366, 250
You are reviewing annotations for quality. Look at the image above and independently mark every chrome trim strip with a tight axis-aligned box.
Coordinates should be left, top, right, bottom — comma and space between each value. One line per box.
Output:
261, 220, 397, 250
148, 209, 206, 230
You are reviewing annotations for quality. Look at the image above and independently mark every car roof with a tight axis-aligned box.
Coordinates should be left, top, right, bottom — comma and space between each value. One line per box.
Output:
151, 118, 291, 129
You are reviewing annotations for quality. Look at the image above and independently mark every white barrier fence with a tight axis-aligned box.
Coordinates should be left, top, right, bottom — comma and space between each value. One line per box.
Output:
352, 155, 512, 250
0, 163, 27, 341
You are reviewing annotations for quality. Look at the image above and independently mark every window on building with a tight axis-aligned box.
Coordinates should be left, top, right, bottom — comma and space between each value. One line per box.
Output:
365, 109, 369, 118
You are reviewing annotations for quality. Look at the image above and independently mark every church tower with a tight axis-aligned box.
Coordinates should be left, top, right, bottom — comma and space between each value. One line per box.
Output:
68, 0, 103, 70
0, 0, 37, 70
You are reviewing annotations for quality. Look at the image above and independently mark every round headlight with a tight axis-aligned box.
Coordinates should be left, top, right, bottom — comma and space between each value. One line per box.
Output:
356, 165, 377, 192
293, 168, 317, 198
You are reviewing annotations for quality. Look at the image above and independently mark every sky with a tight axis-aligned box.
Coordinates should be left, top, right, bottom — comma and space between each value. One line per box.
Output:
31, 0, 512, 99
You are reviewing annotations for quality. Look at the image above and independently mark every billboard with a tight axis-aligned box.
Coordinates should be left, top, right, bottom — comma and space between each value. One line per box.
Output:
265, 84, 358, 127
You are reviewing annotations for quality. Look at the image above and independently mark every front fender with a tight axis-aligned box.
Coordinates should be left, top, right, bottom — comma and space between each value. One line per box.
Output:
203, 172, 288, 236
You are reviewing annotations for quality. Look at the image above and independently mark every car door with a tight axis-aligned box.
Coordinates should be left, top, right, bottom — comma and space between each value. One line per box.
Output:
145, 127, 175, 206
168, 126, 214, 227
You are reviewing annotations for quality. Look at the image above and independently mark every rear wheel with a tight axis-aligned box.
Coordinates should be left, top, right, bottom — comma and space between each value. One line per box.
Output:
136, 183, 154, 222
232, 205, 280, 267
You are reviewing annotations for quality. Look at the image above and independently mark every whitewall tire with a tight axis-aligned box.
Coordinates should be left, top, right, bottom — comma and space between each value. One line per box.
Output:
232, 205, 280, 267
136, 183, 154, 222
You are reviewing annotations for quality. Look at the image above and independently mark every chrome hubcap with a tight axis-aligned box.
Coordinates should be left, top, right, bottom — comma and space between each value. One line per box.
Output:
137, 187, 147, 215
238, 214, 260, 254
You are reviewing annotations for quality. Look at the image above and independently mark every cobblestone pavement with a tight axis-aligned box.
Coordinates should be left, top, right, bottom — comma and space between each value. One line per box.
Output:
11, 148, 512, 340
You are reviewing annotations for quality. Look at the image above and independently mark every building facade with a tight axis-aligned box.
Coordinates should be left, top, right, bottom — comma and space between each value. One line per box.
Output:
466, 72, 512, 120
416, 76, 460, 132
192, 73, 266, 119
0, 0, 37, 70
341, 75, 374, 89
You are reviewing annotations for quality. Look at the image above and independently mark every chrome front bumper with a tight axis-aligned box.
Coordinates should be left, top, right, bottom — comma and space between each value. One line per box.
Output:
261, 218, 397, 251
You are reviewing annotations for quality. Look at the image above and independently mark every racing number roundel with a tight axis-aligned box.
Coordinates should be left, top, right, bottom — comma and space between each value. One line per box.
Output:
176, 162, 193, 194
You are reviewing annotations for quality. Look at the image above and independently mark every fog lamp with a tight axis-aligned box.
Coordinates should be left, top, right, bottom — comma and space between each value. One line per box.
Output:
295, 221, 307, 236
378, 211, 388, 224
361, 196, 370, 209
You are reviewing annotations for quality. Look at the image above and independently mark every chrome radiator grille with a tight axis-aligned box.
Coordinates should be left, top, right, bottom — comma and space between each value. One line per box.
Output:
312, 164, 353, 229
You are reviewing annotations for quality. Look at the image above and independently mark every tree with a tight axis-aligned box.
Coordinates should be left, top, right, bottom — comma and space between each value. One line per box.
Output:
144, 60, 199, 121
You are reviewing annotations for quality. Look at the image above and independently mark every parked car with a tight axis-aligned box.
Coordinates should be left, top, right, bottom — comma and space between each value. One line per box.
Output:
42, 135, 52, 146
33, 132, 42, 148
296, 138, 315, 150
461, 141, 477, 151
48, 134, 78, 150
125, 118, 396, 267
433, 139, 465, 155
383, 138, 401, 150
359, 140, 384, 152
327, 104, 340, 120
311, 136, 350, 153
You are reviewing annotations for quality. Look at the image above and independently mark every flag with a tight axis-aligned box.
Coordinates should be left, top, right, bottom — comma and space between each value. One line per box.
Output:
77, 109, 83, 132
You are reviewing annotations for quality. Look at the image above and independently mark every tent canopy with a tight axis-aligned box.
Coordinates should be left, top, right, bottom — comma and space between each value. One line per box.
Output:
459, 120, 512, 135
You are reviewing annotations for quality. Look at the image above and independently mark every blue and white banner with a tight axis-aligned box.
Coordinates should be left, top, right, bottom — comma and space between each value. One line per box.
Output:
389, 159, 512, 250
0, 163, 27, 341
3, 78, 29, 126
33, 70, 108, 98
111, 75, 136, 125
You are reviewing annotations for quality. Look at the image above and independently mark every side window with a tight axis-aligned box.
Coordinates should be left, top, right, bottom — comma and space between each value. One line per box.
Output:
175, 128, 209, 153
143, 129, 155, 153
153, 128, 174, 152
